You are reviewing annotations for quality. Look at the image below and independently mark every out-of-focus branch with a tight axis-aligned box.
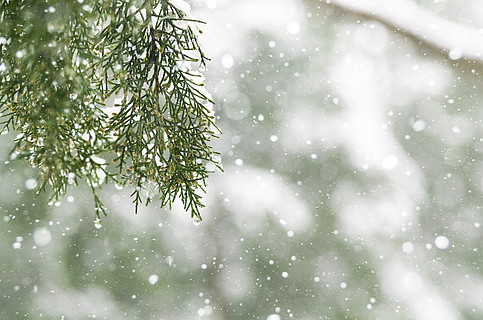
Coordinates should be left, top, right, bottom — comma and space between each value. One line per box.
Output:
327, 0, 483, 62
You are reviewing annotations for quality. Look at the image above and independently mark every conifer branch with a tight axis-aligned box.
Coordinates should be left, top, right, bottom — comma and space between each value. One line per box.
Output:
0, 0, 221, 223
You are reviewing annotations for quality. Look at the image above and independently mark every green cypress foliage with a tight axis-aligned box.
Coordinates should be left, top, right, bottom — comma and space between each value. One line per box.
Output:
0, 0, 221, 223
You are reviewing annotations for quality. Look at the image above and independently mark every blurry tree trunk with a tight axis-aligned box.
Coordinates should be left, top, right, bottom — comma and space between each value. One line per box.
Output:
325, 0, 483, 63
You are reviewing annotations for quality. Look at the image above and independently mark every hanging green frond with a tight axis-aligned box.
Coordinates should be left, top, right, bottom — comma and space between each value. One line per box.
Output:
0, 0, 221, 223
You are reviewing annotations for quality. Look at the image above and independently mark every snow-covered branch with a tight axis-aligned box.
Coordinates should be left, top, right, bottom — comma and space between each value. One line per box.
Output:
327, 0, 483, 62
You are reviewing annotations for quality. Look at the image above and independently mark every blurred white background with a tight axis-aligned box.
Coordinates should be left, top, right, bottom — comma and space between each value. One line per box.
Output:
0, 0, 482, 319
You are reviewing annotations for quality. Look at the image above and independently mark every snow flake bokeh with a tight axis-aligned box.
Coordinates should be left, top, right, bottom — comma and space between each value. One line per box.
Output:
0, 0, 482, 319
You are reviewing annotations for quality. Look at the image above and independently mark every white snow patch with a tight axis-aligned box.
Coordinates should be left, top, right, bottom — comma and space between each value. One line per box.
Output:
286, 21, 300, 35
25, 178, 38, 190
402, 241, 415, 253
403, 272, 423, 292
217, 166, 312, 236
382, 155, 399, 170
448, 48, 463, 60
380, 259, 462, 320
148, 274, 159, 285
221, 54, 234, 68
33, 227, 51, 246
434, 235, 450, 250
413, 119, 426, 132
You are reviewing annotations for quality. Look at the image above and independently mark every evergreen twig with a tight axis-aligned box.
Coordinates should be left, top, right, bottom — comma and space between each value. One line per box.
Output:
0, 0, 221, 223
